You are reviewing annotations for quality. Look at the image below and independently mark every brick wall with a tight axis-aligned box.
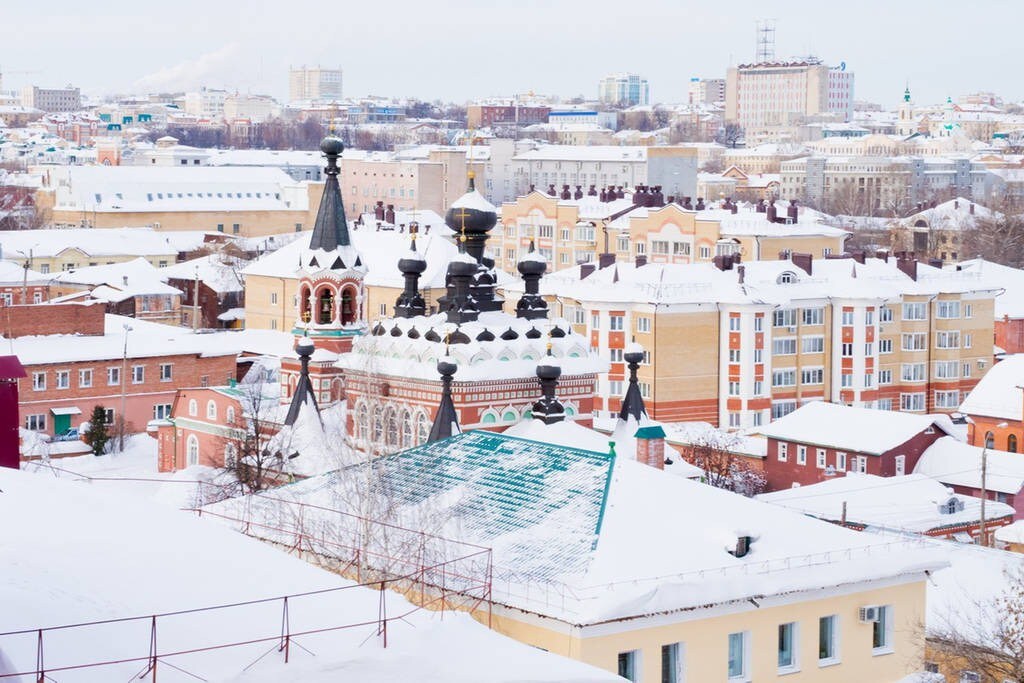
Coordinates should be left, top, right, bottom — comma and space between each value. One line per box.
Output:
1, 302, 105, 337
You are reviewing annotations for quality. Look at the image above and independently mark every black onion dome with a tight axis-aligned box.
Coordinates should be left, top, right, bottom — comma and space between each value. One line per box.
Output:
500, 327, 519, 341
624, 346, 645, 364
398, 241, 427, 276
425, 328, 442, 342
320, 135, 344, 156
517, 240, 547, 277
390, 324, 403, 337
445, 176, 497, 236
536, 353, 562, 381
476, 328, 495, 342
549, 325, 566, 338
371, 322, 386, 336
525, 326, 542, 339
448, 329, 471, 345
407, 326, 420, 339
437, 357, 458, 377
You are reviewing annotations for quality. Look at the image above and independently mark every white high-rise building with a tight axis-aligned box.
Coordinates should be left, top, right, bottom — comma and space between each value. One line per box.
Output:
725, 59, 854, 131
597, 73, 650, 107
288, 66, 343, 103
688, 77, 726, 104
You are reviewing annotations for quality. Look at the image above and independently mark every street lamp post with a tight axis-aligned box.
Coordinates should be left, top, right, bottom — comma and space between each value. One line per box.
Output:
980, 420, 1009, 546
119, 323, 133, 451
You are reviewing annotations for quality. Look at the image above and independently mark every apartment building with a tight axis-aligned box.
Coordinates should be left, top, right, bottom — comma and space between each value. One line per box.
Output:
507, 251, 996, 430
688, 77, 726, 104
725, 59, 854, 132
597, 72, 650, 106
288, 66, 343, 103
509, 145, 698, 200
20, 85, 81, 113
183, 88, 228, 119
466, 98, 550, 129
496, 188, 848, 273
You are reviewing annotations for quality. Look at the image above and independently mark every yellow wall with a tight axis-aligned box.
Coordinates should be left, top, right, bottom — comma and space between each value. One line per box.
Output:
51, 208, 312, 238
487, 579, 927, 683
5, 249, 173, 275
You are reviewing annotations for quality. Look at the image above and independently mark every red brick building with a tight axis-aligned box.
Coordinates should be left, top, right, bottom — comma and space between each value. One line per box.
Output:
8, 301, 236, 442
757, 401, 952, 491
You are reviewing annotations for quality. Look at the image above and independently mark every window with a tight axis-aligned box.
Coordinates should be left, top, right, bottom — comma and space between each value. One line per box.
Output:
902, 333, 926, 351
609, 380, 624, 396
964, 303, 973, 319
964, 333, 972, 349
878, 369, 893, 384
727, 632, 748, 680
819, 615, 839, 664
617, 650, 639, 682
610, 348, 623, 363
772, 369, 796, 387
778, 622, 798, 672
772, 401, 796, 419
879, 339, 893, 354
801, 367, 824, 385
773, 338, 797, 355
32, 371, 45, 391
107, 367, 120, 386
797, 445, 807, 465
865, 309, 875, 325
841, 373, 853, 387
754, 316, 764, 332
153, 403, 172, 420
609, 315, 624, 331
841, 310, 854, 325
591, 314, 600, 330
880, 306, 893, 323
864, 342, 874, 356
802, 336, 824, 353
636, 316, 651, 333
131, 365, 144, 384
78, 369, 92, 388
55, 370, 70, 389
640, 382, 651, 398
232, 223, 240, 234
903, 302, 926, 320
729, 412, 741, 428
728, 349, 741, 363
895, 454, 906, 475
900, 393, 926, 411
773, 309, 796, 327
187, 435, 199, 467
837, 452, 847, 471
270, 292, 278, 305
841, 343, 853, 357
778, 443, 788, 461
935, 390, 961, 409
936, 301, 961, 319
728, 381, 741, 396
729, 315, 741, 331
901, 363, 926, 382
753, 348, 763, 363
226, 407, 236, 424
936, 331, 960, 349
1009, 434, 1019, 453
802, 307, 823, 325
662, 642, 683, 683
934, 361, 958, 379
753, 380, 764, 395
817, 448, 827, 469
160, 364, 173, 382
963, 362, 972, 378
872, 605, 894, 654
878, 398, 893, 410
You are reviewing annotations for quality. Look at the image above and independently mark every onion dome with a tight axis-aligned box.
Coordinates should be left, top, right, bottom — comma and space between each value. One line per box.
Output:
549, 325, 566, 338
624, 341, 645, 365
517, 240, 547, 278
476, 328, 495, 342
448, 328, 471, 345
536, 351, 562, 382
525, 326, 542, 339
425, 328, 442, 342
371, 322, 386, 336
500, 327, 519, 341
437, 356, 458, 378
320, 135, 344, 156
398, 237, 427, 276
390, 324, 403, 337
407, 326, 420, 339
445, 173, 497, 237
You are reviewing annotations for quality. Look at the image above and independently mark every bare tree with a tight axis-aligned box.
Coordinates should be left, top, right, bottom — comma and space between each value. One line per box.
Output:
715, 123, 744, 149
215, 383, 292, 495
963, 199, 1024, 268
685, 431, 767, 497
929, 566, 1024, 683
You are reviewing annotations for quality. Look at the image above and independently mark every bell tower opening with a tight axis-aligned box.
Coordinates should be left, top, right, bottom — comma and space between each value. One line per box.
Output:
317, 288, 334, 324
341, 285, 357, 325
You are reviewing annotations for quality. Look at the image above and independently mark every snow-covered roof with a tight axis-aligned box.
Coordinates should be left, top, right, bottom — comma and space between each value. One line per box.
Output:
225, 430, 945, 624
0, 465, 618, 683
957, 258, 1024, 319
0, 227, 206, 259
660, 421, 768, 458
49, 257, 182, 297
513, 145, 648, 163
206, 148, 321, 167
160, 253, 247, 293
758, 473, 1013, 533
899, 197, 996, 230
995, 519, 1024, 545
0, 260, 46, 283
958, 353, 1024, 420
915, 436, 1024, 494
52, 166, 304, 213
756, 402, 947, 455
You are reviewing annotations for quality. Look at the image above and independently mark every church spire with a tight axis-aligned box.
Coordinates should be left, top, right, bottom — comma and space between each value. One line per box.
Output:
284, 336, 321, 426
309, 135, 352, 253
618, 341, 648, 422
427, 355, 461, 442
531, 347, 564, 425
394, 226, 426, 318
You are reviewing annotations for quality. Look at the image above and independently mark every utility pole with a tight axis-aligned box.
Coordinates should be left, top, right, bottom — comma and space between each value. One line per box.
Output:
119, 324, 132, 452
192, 264, 200, 331
979, 445, 987, 546
841, 500, 847, 527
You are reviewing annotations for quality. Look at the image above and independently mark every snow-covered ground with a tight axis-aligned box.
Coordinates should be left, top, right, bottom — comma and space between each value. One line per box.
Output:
0, 466, 621, 683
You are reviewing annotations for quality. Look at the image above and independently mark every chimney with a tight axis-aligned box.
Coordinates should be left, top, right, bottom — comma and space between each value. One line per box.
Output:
598, 253, 616, 269
787, 199, 799, 223
548, 184, 557, 196
587, 184, 597, 196
731, 202, 738, 215
617, 186, 625, 199
529, 184, 535, 193
599, 188, 608, 202
876, 249, 889, 262
737, 264, 745, 284
635, 255, 647, 268
970, 203, 975, 215
561, 184, 571, 200
712, 254, 733, 271
574, 185, 583, 200
929, 257, 944, 268
375, 201, 385, 220
954, 199, 959, 209
122, 275, 129, 286
385, 204, 395, 224
766, 201, 777, 223
792, 252, 813, 275
755, 198, 766, 213
580, 263, 596, 279
695, 197, 705, 210
682, 196, 693, 210
897, 254, 918, 281
851, 250, 866, 264
634, 425, 667, 470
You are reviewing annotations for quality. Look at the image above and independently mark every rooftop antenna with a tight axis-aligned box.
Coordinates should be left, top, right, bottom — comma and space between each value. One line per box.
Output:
755, 19, 776, 63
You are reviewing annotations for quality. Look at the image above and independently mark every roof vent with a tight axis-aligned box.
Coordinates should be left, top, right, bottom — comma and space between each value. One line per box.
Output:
728, 535, 754, 558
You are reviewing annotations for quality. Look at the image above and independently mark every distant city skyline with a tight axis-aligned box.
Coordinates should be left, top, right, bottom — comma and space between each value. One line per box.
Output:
2, 0, 1021, 107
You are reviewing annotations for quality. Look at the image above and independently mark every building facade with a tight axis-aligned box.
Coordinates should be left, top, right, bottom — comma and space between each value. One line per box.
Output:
288, 66, 343, 103
598, 73, 650, 106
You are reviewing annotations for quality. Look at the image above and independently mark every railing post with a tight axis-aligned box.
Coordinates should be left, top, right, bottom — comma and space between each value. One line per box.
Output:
35, 628, 44, 683
149, 615, 158, 682
279, 596, 291, 663
379, 582, 388, 648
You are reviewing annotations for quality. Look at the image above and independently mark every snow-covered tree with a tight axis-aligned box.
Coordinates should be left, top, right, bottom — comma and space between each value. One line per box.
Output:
686, 430, 767, 497
83, 405, 110, 456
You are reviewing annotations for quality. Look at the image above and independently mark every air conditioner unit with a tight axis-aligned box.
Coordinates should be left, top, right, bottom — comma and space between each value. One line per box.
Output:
859, 606, 881, 623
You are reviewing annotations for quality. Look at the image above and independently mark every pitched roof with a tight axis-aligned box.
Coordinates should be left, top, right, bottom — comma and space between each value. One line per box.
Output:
958, 353, 1024, 420
756, 402, 946, 455
915, 436, 1024, 494
308, 165, 350, 252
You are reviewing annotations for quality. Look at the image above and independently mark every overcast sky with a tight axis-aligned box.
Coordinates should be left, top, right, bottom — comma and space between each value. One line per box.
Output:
2, 0, 1020, 107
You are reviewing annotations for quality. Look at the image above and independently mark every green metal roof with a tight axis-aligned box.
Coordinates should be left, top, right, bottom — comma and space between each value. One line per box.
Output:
634, 425, 666, 439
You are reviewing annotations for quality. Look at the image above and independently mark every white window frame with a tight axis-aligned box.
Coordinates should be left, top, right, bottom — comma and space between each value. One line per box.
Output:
727, 631, 750, 681
778, 622, 799, 674
872, 605, 895, 655
818, 614, 840, 666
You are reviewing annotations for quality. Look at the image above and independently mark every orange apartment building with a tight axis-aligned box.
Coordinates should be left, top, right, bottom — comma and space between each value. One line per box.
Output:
506, 250, 997, 429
